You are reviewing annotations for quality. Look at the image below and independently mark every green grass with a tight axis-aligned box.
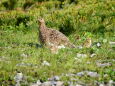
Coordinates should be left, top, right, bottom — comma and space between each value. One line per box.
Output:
0, 0, 115, 85
0, 29, 115, 85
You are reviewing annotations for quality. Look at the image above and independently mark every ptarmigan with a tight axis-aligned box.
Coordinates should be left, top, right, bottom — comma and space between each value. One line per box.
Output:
83, 38, 92, 48
38, 18, 76, 53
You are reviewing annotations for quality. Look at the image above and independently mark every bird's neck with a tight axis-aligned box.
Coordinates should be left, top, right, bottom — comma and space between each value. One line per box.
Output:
39, 23, 46, 31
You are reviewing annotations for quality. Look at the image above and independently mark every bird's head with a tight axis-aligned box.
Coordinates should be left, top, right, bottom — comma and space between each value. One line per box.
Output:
86, 38, 91, 42
38, 18, 45, 24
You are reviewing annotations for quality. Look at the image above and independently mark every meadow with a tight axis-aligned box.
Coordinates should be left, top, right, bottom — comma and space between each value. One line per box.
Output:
0, 0, 115, 86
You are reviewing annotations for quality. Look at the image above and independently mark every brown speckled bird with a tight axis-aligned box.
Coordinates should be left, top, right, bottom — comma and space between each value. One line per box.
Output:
38, 18, 76, 53
83, 38, 92, 48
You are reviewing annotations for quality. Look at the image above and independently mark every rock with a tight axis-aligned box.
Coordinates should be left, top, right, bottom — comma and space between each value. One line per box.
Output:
14, 72, 24, 86
37, 80, 42, 85
77, 53, 87, 58
16, 62, 34, 67
96, 62, 112, 67
75, 84, 82, 86
76, 71, 99, 78
21, 53, 28, 58
14, 72, 23, 82
48, 76, 60, 81
99, 84, 105, 86
109, 42, 115, 45
104, 74, 108, 77
65, 73, 75, 77
96, 42, 101, 47
41, 81, 52, 86
55, 81, 64, 86
76, 72, 84, 77
42, 61, 50, 66
90, 53, 96, 58
109, 80, 115, 86
86, 71, 99, 77
30, 83, 39, 86
15, 82, 21, 86
77, 46, 83, 49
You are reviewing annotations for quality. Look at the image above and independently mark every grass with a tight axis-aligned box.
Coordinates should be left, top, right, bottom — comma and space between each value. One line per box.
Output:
0, 28, 115, 86
0, 0, 115, 85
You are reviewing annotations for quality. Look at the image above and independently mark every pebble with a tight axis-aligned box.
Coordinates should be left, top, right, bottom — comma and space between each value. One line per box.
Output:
21, 53, 28, 58
76, 71, 99, 78
90, 53, 96, 58
14, 72, 23, 82
76, 72, 84, 77
109, 42, 115, 45
42, 61, 50, 66
77, 53, 87, 58
48, 76, 60, 81
96, 62, 112, 67
96, 42, 101, 47
86, 71, 99, 77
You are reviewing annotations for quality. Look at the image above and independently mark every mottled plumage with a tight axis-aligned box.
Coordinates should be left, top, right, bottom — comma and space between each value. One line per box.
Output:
83, 38, 92, 48
38, 18, 76, 53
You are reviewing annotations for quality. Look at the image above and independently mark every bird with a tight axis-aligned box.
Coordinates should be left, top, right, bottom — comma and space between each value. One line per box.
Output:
38, 18, 76, 53
83, 37, 92, 48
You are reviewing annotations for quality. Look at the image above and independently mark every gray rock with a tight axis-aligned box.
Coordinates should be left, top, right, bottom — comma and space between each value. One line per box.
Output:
76, 72, 84, 77
75, 84, 83, 86
14, 72, 23, 82
109, 42, 115, 45
53, 76, 60, 81
76, 71, 99, 78
15, 82, 21, 86
96, 62, 112, 67
86, 71, 99, 77
90, 53, 96, 58
41, 81, 52, 86
77, 53, 87, 58
96, 42, 101, 47
30, 83, 39, 86
42, 61, 50, 66
16, 62, 34, 67
21, 53, 28, 58
48, 76, 60, 81
55, 81, 64, 86
36, 80, 42, 85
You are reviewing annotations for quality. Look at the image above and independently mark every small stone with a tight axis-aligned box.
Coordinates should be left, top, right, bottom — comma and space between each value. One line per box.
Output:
76, 72, 84, 77
109, 80, 115, 86
56, 81, 64, 86
90, 53, 96, 58
86, 71, 99, 77
42, 61, 50, 66
96, 43, 101, 47
14, 72, 23, 82
109, 42, 115, 45
104, 74, 108, 77
36, 80, 42, 85
99, 84, 104, 86
41, 81, 52, 86
30, 83, 39, 86
53, 76, 60, 81
77, 46, 83, 49
96, 62, 111, 67
77, 53, 87, 58
21, 53, 28, 58
76, 84, 82, 86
